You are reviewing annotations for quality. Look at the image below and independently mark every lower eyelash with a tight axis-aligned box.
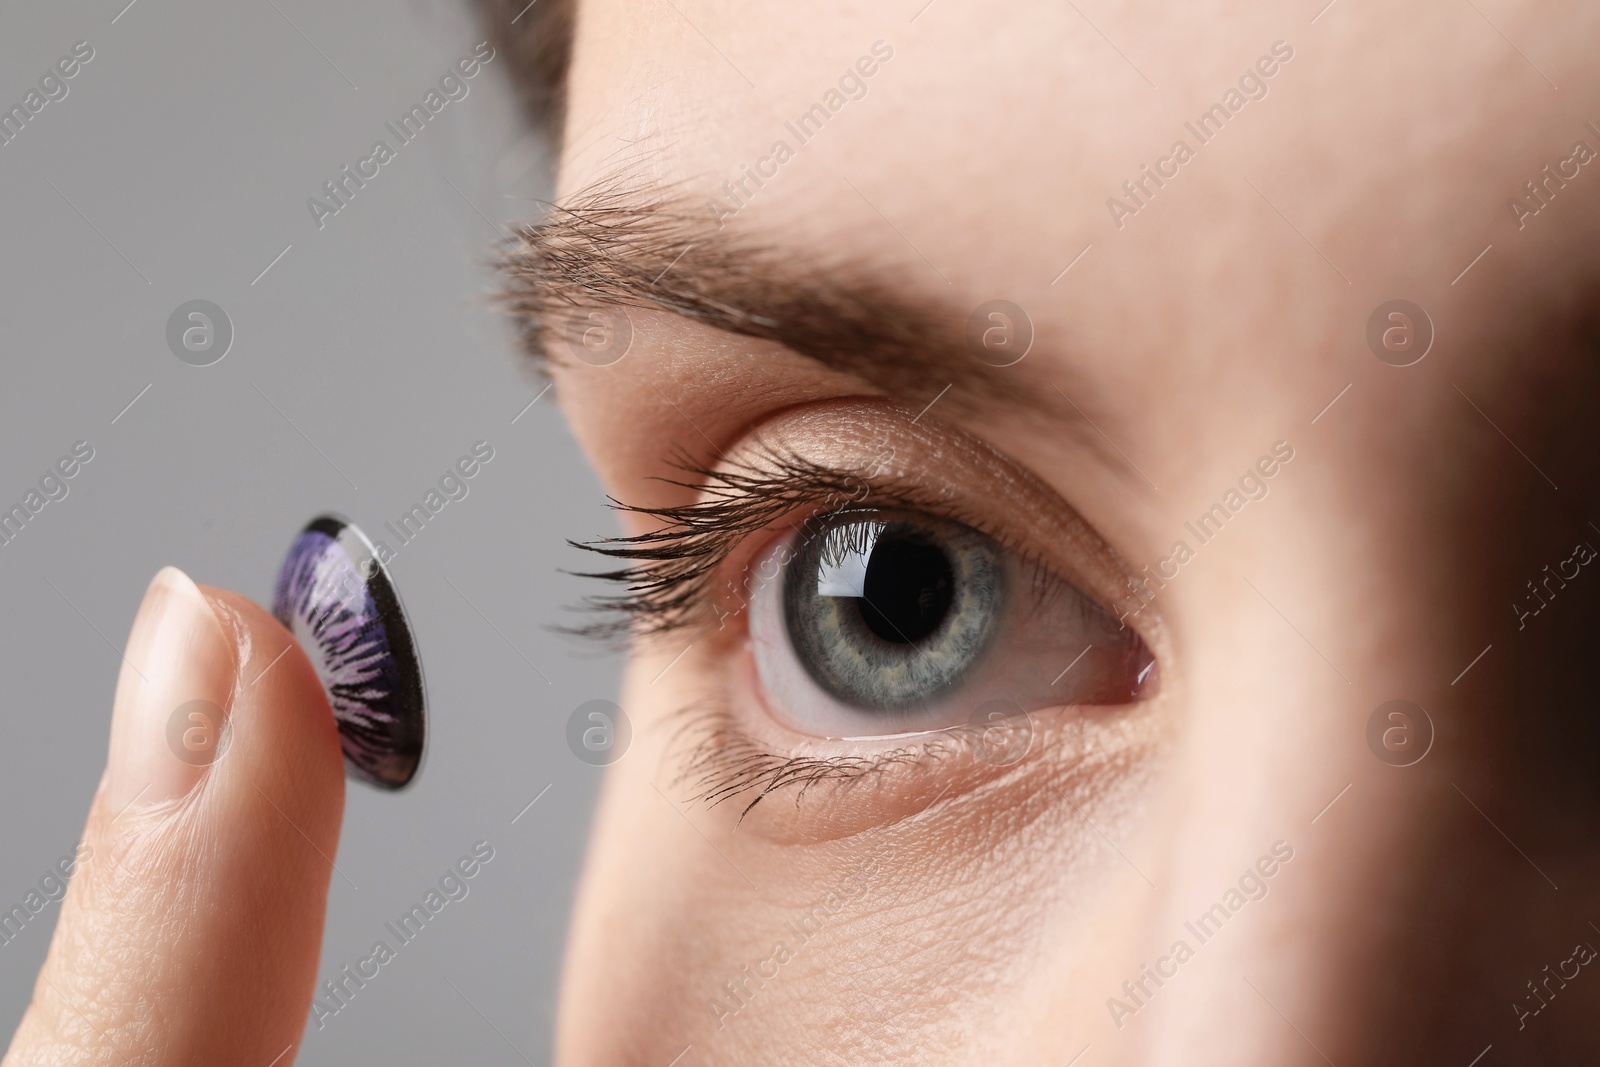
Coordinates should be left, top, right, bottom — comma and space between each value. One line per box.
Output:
665, 701, 956, 818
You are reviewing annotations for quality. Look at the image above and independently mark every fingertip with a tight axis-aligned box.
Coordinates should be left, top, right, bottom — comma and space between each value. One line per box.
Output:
106, 565, 236, 813
197, 584, 345, 799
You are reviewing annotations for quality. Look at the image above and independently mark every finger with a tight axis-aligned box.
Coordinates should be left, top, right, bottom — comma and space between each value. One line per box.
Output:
4, 566, 346, 1067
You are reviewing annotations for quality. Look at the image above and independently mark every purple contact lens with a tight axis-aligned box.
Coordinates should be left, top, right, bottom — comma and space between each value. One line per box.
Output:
272, 515, 426, 789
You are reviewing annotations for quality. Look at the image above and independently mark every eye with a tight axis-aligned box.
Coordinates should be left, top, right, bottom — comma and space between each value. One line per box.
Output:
747, 507, 1154, 740
565, 398, 1165, 825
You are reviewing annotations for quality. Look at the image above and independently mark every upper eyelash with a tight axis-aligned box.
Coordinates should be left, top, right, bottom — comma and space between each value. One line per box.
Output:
566, 444, 959, 642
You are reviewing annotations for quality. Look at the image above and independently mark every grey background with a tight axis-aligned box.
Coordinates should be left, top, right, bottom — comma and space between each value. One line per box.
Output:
0, 1, 612, 1062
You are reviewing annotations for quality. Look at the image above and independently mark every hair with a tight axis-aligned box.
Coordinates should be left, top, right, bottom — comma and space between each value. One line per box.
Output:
476, 0, 577, 142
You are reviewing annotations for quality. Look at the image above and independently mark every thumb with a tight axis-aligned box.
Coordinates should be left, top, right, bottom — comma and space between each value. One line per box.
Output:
5, 565, 346, 1066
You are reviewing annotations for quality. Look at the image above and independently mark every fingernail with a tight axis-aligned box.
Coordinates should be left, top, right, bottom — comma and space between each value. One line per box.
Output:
107, 566, 237, 813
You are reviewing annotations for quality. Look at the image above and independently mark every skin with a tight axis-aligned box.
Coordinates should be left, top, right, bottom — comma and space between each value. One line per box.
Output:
545, 1, 1600, 1064
10, 2, 1600, 1065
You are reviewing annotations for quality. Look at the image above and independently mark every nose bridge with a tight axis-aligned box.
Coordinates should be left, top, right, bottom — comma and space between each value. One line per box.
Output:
1105, 453, 1463, 1065
1125, 686, 1398, 1064
1112, 390, 1600, 1066
1131, 741, 1444, 1066
1138, 702, 1594, 1067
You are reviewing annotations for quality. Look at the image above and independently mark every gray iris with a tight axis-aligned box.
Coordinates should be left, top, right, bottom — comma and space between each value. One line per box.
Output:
782, 512, 1004, 713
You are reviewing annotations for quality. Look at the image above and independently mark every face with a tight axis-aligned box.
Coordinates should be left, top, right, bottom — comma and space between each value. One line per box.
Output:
503, 2, 1600, 1062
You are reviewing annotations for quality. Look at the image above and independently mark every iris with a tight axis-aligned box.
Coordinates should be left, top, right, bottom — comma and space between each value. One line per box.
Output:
782, 513, 1003, 713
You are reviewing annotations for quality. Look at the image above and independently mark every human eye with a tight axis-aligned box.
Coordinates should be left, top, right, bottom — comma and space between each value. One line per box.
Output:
746, 505, 1151, 741
573, 399, 1161, 833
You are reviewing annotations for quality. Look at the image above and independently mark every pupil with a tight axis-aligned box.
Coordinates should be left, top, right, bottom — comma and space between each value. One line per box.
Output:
858, 533, 954, 643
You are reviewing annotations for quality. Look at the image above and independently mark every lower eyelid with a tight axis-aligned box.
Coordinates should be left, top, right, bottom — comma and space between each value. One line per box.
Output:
667, 682, 975, 841
639, 536, 1159, 840
666, 652, 1155, 847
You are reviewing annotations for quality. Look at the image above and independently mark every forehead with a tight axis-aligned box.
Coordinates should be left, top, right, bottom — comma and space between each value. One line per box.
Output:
555, 2, 1592, 383
537, 0, 1600, 546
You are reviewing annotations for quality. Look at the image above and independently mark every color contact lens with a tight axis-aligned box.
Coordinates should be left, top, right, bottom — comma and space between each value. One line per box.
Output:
272, 515, 426, 789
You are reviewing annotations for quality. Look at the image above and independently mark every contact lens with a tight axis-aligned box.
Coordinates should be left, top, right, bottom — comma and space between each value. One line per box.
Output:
272, 515, 426, 789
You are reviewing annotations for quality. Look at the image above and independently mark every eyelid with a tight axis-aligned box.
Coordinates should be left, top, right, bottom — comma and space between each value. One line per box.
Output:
570, 398, 1166, 663
750, 400, 1155, 640
670, 695, 932, 801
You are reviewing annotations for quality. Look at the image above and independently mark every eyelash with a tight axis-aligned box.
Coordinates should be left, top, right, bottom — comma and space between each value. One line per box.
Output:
569, 443, 1119, 816
666, 700, 964, 818
568, 445, 967, 641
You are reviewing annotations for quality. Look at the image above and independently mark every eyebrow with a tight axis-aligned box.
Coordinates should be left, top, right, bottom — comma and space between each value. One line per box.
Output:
497, 178, 1063, 418
481, 0, 577, 142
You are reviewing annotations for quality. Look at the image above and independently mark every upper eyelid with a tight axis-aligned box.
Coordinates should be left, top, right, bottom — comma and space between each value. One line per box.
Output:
565, 441, 1130, 650
566, 446, 954, 641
